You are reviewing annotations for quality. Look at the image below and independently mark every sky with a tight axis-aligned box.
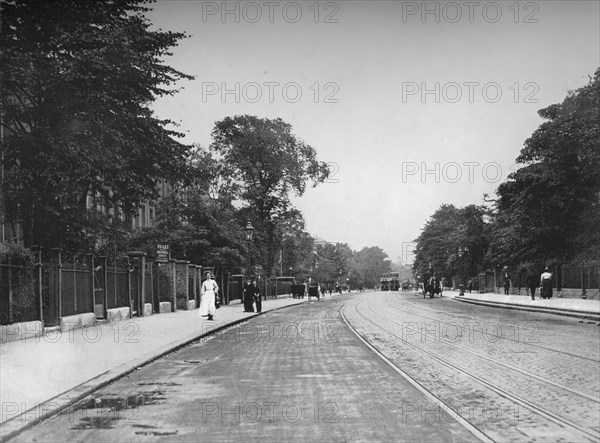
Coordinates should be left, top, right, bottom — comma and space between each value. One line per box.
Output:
145, 0, 600, 266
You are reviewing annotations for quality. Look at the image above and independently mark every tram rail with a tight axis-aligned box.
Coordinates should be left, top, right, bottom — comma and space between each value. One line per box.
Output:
341, 298, 600, 442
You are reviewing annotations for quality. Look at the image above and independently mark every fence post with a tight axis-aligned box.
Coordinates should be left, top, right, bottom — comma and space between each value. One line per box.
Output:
88, 254, 95, 312
32, 246, 44, 328
199, 265, 202, 308
139, 253, 147, 316
581, 261, 587, 299
169, 258, 177, 312
101, 256, 108, 319
53, 248, 62, 320
126, 256, 133, 319
147, 259, 154, 315
7, 254, 13, 324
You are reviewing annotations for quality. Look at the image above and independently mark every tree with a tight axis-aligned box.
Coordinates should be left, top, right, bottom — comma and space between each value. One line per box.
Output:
209, 115, 330, 271
348, 246, 391, 288
1, 0, 193, 252
491, 68, 600, 264
312, 242, 354, 285
413, 204, 489, 281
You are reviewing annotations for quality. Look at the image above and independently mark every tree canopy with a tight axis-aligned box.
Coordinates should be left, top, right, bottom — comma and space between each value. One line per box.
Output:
209, 115, 330, 272
413, 204, 489, 281
413, 70, 599, 279
1, 0, 193, 251
491, 68, 600, 264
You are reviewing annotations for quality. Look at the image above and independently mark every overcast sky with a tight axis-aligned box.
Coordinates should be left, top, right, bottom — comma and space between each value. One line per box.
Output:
146, 0, 599, 265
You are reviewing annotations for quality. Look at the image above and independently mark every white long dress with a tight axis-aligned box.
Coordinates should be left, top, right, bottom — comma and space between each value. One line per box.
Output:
199, 278, 219, 316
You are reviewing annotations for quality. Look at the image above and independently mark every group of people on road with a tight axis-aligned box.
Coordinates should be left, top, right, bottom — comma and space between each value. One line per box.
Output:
504, 266, 554, 300
243, 278, 262, 313
291, 282, 306, 299
199, 273, 263, 320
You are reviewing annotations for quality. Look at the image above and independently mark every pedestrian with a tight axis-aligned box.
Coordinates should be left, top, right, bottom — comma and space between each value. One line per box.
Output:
320, 284, 325, 298
199, 271, 218, 321
540, 267, 553, 299
502, 266, 511, 295
243, 278, 254, 312
467, 280, 473, 293
328, 284, 333, 296
298, 282, 305, 299
526, 269, 537, 300
252, 279, 262, 313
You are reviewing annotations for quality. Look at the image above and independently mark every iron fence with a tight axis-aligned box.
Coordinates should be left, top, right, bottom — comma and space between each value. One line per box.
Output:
1, 250, 203, 326
0, 259, 40, 325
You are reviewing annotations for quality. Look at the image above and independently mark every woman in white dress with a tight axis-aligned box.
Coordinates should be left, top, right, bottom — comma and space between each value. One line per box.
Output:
199, 271, 219, 321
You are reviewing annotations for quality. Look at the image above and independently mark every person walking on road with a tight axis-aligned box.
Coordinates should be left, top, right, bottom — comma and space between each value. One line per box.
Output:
503, 266, 511, 295
298, 282, 306, 299
199, 271, 219, 321
526, 269, 538, 300
243, 278, 255, 312
252, 279, 262, 313
540, 267, 553, 299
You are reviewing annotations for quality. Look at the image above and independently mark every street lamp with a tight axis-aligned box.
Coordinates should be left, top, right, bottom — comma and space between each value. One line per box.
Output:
244, 221, 254, 276
458, 246, 466, 296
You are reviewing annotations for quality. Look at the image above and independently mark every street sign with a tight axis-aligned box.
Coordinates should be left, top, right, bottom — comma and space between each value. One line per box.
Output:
156, 244, 170, 260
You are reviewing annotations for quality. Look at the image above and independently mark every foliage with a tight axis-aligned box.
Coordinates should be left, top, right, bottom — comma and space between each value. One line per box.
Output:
126, 186, 246, 272
413, 204, 489, 281
1, 0, 193, 252
0, 241, 35, 266
491, 68, 600, 264
209, 115, 330, 271
347, 246, 391, 288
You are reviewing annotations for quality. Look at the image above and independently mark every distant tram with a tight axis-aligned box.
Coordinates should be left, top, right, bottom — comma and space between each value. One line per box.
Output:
380, 272, 400, 291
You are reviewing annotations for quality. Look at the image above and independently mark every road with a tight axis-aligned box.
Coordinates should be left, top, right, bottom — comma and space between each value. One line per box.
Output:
344, 291, 600, 442
11, 291, 600, 442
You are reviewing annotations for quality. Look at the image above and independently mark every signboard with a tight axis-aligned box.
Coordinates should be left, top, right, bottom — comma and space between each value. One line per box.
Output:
156, 244, 170, 260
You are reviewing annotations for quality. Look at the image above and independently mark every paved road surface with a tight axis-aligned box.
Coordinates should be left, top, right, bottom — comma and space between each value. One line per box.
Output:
11, 295, 477, 442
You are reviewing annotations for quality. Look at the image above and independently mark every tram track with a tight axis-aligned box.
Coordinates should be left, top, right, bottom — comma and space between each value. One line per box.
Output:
342, 297, 600, 443
387, 292, 599, 362
379, 296, 600, 402
362, 299, 600, 422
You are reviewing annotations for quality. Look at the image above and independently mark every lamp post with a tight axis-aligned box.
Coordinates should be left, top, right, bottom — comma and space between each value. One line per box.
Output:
458, 246, 465, 296
244, 221, 254, 277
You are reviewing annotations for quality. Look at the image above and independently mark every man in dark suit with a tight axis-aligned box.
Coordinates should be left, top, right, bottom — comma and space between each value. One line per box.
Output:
243, 278, 254, 312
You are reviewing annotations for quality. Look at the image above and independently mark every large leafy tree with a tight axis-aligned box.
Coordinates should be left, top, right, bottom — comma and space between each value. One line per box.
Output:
347, 246, 391, 289
312, 242, 354, 285
1, 0, 193, 251
126, 147, 247, 273
209, 115, 330, 271
413, 204, 489, 281
491, 68, 600, 264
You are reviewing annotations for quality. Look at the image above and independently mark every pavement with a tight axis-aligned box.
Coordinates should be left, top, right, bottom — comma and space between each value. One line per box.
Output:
443, 289, 600, 321
1, 289, 598, 441
0, 295, 307, 441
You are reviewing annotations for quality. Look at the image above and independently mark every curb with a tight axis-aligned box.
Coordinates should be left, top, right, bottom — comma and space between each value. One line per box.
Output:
453, 297, 600, 322
0, 301, 304, 443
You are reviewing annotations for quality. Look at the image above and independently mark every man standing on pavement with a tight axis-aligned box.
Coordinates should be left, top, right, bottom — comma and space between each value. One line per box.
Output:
199, 271, 218, 321
526, 269, 538, 300
503, 266, 511, 295
252, 279, 262, 313
243, 278, 254, 312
